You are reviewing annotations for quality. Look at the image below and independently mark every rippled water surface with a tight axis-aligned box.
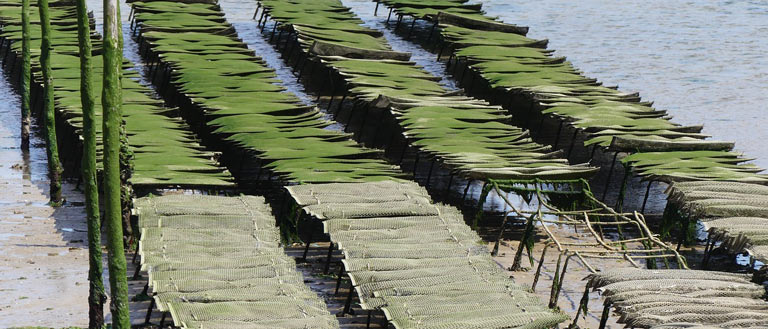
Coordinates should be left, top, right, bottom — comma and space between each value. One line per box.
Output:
478, 0, 768, 167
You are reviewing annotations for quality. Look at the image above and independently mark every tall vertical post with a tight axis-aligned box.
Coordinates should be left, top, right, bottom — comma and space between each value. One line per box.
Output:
75, 0, 106, 326
20, 0, 31, 149
102, 0, 130, 327
38, 0, 63, 203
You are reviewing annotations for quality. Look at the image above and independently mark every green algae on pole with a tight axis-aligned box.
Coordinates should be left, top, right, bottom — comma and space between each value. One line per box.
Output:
102, 0, 129, 326
37, 0, 62, 203
75, 0, 105, 325
20, 0, 30, 149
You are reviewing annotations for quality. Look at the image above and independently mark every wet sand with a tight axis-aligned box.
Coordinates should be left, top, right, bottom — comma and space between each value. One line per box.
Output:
0, 74, 90, 327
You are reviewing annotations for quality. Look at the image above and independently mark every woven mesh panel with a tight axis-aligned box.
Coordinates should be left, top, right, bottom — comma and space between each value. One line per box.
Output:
355, 272, 512, 300
626, 311, 768, 328
621, 302, 768, 316
667, 180, 768, 262
152, 276, 307, 294
608, 289, 767, 301
305, 201, 439, 219
139, 214, 270, 229
136, 195, 338, 328
169, 301, 332, 323
344, 246, 489, 259
373, 281, 528, 297
688, 198, 768, 209
389, 311, 568, 329
189, 316, 340, 329
672, 181, 768, 196
329, 225, 479, 242
600, 279, 765, 296
286, 181, 565, 328
342, 255, 499, 272
588, 269, 768, 328
287, 181, 428, 206
323, 214, 464, 232
349, 265, 505, 286
586, 268, 752, 287
614, 295, 768, 311
650, 324, 726, 329
149, 267, 297, 283
751, 245, 768, 262
147, 256, 294, 272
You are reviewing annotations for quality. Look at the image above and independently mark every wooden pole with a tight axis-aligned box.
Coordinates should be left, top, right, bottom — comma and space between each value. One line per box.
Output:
38, 0, 63, 203
20, 0, 31, 149
75, 0, 106, 326
102, 0, 130, 326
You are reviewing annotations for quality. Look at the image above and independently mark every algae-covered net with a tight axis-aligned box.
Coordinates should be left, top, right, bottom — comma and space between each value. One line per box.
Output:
0, 0, 235, 189
130, 0, 401, 184
666, 181, 768, 263
256, 0, 599, 183
287, 181, 568, 329
135, 195, 339, 329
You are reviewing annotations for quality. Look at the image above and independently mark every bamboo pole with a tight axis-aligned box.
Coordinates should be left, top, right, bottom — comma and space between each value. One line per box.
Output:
38, 0, 63, 203
75, 0, 106, 326
20, 0, 31, 149
102, 0, 130, 326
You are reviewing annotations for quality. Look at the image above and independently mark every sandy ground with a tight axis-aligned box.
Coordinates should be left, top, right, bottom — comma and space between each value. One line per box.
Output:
490, 228, 625, 329
0, 80, 90, 327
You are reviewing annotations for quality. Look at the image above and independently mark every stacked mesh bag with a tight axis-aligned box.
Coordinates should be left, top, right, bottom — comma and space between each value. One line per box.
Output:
135, 195, 339, 329
586, 268, 768, 328
667, 182, 768, 261
287, 181, 568, 329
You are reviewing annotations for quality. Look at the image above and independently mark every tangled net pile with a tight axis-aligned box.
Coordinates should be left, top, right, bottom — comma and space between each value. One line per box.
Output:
135, 195, 339, 329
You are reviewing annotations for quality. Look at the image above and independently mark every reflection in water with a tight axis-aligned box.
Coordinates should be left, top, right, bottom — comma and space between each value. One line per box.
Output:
479, 0, 768, 168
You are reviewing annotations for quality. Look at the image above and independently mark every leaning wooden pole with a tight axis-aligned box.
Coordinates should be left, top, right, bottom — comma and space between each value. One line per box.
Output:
75, 0, 106, 326
102, 0, 130, 326
20, 0, 31, 149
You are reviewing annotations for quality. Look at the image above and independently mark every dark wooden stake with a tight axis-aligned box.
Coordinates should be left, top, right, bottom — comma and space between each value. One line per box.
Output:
531, 244, 549, 292
323, 242, 334, 274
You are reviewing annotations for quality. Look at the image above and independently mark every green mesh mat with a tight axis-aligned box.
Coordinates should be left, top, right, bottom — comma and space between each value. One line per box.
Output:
374, 0, 768, 216
258, 0, 598, 182
286, 181, 568, 329
587, 269, 768, 328
135, 195, 338, 328
0, 0, 234, 189
667, 181, 768, 262
130, 0, 400, 184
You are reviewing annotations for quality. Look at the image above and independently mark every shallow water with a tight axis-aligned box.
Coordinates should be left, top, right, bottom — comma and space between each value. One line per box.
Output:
479, 0, 768, 168
0, 46, 90, 328
343, 0, 458, 91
